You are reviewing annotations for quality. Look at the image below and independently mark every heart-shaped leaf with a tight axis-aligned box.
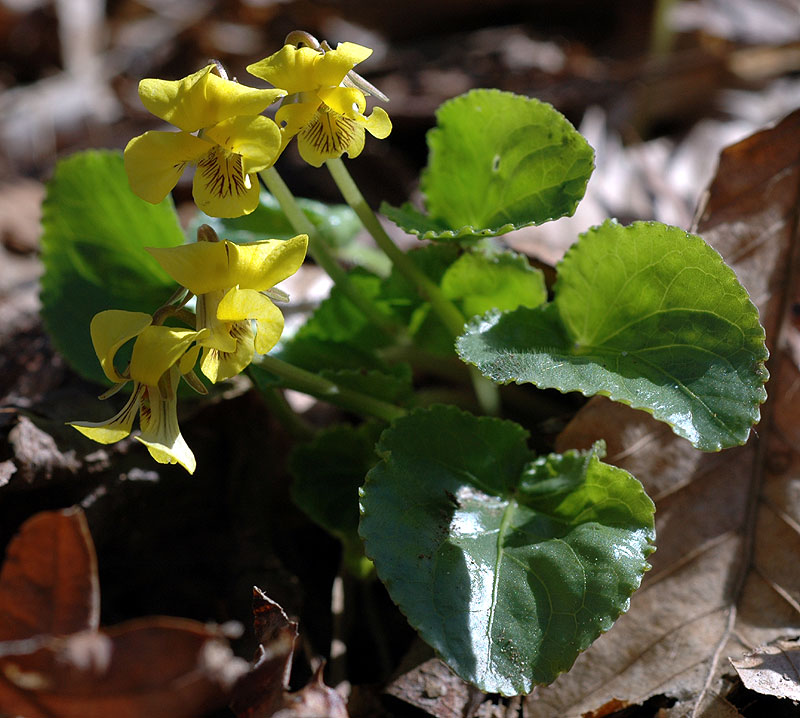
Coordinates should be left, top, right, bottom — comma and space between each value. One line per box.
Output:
359, 405, 655, 695
457, 220, 769, 451
381, 89, 594, 240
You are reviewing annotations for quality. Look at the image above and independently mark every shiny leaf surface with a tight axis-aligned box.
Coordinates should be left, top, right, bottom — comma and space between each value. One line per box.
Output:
457, 220, 769, 451
360, 406, 655, 694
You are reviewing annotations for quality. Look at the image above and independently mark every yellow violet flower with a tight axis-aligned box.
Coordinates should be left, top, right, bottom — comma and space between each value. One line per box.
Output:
246, 39, 391, 167
124, 64, 286, 218
70, 310, 208, 474
147, 230, 309, 383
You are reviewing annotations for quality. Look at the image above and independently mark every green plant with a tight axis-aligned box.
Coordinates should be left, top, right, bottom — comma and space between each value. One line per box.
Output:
41, 31, 768, 696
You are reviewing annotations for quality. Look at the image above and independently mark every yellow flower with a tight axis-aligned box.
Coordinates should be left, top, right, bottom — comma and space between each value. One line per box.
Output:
147, 229, 308, 383
70, 310, 207, 474
247, 39, 391, 167
124, 64, 286, 218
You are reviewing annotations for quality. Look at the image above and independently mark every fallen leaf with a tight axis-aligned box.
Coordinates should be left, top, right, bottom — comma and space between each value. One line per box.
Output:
385, 655, 478, 718
730, 636, 800, 701
522, 109, 800, 716
231, 587, 299, 718
0, 509, 249, 718
273, 664, 349, 718
0, 507, 98, 641
230, 588, 349, 718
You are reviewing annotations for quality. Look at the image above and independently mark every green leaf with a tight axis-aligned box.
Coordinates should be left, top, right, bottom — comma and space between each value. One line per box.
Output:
379, 245, 460, 355
40, 150, 184, 384
441, 250, 547, 318
381, 89, 594, 241
295, 268, 389, 347
290, 422, 382, 576
457, 220, 769, 451
360, 405, 655, 694
197, 191, 390, 275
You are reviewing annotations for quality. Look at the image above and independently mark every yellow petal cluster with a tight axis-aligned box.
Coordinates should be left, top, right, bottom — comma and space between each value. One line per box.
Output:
247, 42, 391, 167
124, 65, 286, 218
147, 231, 308, 383
70, 311, 208, 474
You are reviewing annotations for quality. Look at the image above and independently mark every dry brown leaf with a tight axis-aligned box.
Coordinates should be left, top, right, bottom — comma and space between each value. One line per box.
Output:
230, 587, 299, 718
230, 587, 349, 718
0, 618, 247, 718
0, 509, 248, 718
385, 656, 479, 718
0, 507, 98, 641
730, 636, 800, 701
272, 664, 349, 718
522, 109, 800, 717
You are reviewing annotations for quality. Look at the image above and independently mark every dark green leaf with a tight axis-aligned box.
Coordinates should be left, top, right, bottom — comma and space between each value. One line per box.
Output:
360, 405, 655, 694
290, 422, 382, 576
381, 89, 594, 240
457, 220, 769, 451
40, 150, 183, 384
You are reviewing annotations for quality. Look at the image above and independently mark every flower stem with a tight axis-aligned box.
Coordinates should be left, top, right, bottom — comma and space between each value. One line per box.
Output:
254, 354, 407, 423
325, 158, 465, 338
259, 167, 397, 336
325, 158, 501, 416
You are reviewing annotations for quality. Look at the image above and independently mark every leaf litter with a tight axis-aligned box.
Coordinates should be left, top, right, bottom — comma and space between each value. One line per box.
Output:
0, 508, 349, 718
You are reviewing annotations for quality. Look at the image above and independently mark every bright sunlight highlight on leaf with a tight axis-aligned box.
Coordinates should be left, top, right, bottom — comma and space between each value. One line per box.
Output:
457, 220, 769, 451
360, 405, 655, 695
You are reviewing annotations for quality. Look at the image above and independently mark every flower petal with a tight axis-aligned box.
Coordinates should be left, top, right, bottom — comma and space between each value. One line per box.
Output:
139, 65, 285, 132
193, 146, 260, 218
199, 321, 255, 383
137, 368, 196, 474
179, 343, 202, 375
315, 42, 372, 87
247, 46, 321, 95
276, 99, 322, 139
317, 86, 366, 118
147, 242, 231, 295
197, 289, 238, 353
203, 115, 282, 175
362, 106, 392, 139
217, 287, 284, 355
227, 235, 309, 291
129, 325, 201, 387
148, 235, 307, 296
124, 131, 210, 205
90, 310, 153, 383
297, 108, 364, 166
69, 383, 145, 444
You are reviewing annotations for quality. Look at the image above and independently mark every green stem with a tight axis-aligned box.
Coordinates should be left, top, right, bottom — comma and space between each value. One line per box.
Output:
325, 158, 500, 416
325, 158, 465, 338
254, 354, 406, 423
259, 167, 397, 336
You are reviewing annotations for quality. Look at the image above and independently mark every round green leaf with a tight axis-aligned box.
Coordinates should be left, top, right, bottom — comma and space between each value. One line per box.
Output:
360, 406, 655, 695
40, 151, 184, 384
457, 220, 769, 451
381, 89, 594, 240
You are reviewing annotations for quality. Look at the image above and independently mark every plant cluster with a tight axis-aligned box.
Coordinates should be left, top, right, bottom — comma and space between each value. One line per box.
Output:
41, 31, 769, 695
